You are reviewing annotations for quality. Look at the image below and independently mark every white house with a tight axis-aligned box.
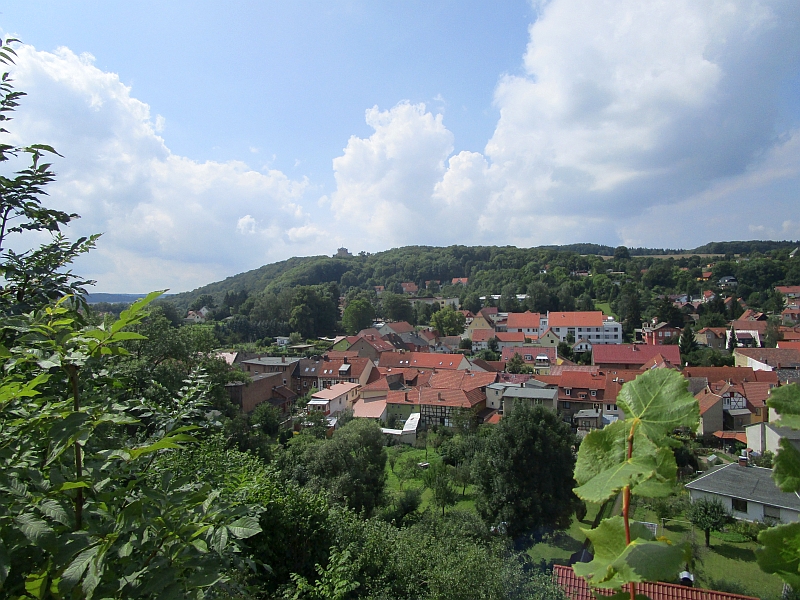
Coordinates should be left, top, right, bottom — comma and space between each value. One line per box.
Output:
307, 382, 360, 416
685, 463, 800, 523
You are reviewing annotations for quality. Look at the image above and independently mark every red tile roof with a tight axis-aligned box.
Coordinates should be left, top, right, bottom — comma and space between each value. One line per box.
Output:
742, 382, 770, 408
378, 352, 468, 370
560, 371, 607, 390
777, 285, 800, 296
548, 311, 604, 328
452, 277, 469, 285
506, 311, 541, 330
400, 282, 418, 293
471, 329, 495, 343
736, 347, 800, 368
593, 344, 681, 366
495, 331, 526, 343
383, 321, 415, 334
501, 346, 556, 363
554, 565, 758, 600
695, 388, 722, 415
778, 340, 800, 350
428, 370, 497, 392
714, 431, 748, 444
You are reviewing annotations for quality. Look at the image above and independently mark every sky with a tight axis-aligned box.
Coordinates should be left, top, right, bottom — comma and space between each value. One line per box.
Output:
2, 1, 800, 293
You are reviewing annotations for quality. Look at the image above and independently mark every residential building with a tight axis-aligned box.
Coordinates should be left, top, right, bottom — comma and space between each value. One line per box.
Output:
544, 311, 622, 344
307, 382, 360, 416
695, 327, 727, 350
686, 463, 800, 523
746, 421, 800, 455
225, 372, 292, 413
240, 356, 300, 389
379, 352, 471, 370
316, 356, 374, 389
592, 344, 680, 370
505, 311, 541, 336
347, 334, 396, 362
776, 285, 800, 304
464, 315, 494, 340
696, 387, 723, 436
639, 320, 682, 345
400, 282, 418, 294
734, 348, 800, 381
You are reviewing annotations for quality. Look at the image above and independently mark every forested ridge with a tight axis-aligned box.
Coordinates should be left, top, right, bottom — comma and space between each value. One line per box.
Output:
171, 240, 800, 310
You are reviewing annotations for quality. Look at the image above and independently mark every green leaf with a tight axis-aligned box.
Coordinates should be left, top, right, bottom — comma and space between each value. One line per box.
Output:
15, 513, 56, 551
227, 516, 262, 539
769, 384, 800, 430
0, 539, 9, 588
38, 498, 72, 526
574, 516, 683, 589
773, 438, 800, 493
56, 481, 91, 491
573, 420, 664, 503
616, 369, 699, 442
25, 571, 49, 600
756, 521, 800, 589
61, 545, 99, 590
631, 446, 678, 498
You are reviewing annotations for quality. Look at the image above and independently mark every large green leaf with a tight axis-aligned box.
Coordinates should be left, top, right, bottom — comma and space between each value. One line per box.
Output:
757, 521, 800, 588
227, 516, 262, 539
616, 369, 699, 442
574, 516, 684, 589
573, 420, 666, 502
15, 513, 56, 551
631, 446, 678, 498
768, 384, 800, 430
774, 438, 800, 493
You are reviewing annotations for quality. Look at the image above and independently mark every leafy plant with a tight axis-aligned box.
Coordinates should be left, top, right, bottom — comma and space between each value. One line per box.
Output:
756, 383, 800, 587
687, 498, 732, 547
572, 368, 699, 597
0, 294, 261, 598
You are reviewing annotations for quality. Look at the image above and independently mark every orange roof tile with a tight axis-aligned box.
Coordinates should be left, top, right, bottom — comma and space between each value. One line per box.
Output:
506, 311, 541, 329
547, 311, 604, 328
554, 565, 758, 600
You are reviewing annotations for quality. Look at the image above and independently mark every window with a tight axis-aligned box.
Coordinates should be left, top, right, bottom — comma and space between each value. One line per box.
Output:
303, 381, 308, 388
591, 390, 597, 397
732, 498, 747, 513
565, 388, 571, 396
562, 401, 571, 409
764, 505, 781, 520
606, 404, 612, 411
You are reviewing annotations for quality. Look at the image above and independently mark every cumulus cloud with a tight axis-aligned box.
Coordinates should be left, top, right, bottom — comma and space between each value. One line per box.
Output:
330, 0, 800, 248
7, 45, 322, 292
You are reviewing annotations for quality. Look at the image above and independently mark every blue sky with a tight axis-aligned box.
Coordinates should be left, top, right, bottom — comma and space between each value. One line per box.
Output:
2, 1, 800, 292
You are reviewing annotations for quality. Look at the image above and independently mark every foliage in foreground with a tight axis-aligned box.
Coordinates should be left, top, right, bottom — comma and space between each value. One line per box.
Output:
572, 369, 699, 595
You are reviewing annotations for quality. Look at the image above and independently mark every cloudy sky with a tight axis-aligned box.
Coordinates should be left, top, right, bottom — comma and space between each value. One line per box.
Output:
2, 1, 799, 292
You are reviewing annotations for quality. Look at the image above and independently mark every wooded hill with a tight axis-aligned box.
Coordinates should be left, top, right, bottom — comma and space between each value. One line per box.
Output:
170, 240, 800, 310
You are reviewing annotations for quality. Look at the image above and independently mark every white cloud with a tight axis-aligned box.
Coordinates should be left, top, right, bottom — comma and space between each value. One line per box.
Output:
8, 44, 323, 292
329, 0, 800, 249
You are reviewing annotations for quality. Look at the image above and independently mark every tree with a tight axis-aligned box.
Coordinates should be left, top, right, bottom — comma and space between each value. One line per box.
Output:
506, 352, 530, 374
473, 403, 579, 539
765, 317, 783, 348
461, 292, 482, 314
688, 498, 732, 547
614, 245, 631, 260
727, 326, 738, 353
342, 298, 375, 334
382, 292, 413, 322
423, 462, 458, 516
0, 39, 96, 316
429, 306, 466, 336
679, 323, 697, 357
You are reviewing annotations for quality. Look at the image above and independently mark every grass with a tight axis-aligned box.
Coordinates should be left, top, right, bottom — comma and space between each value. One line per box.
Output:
527, 503, 603, 566
384, 446, 478, 514
631, 504, 784, 600
594, 302, 617, 318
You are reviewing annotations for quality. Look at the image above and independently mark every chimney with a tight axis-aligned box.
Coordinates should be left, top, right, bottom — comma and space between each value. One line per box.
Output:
438, 392, 443, 402
343, 356, 349, 364
281, 356, 285, 363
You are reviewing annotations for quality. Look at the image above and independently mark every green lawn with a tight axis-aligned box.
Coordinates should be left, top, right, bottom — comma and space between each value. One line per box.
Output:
595, 302, 617, 318
527, 503, 604, 566
631, 504, 784, 600
384, 446, 478, 514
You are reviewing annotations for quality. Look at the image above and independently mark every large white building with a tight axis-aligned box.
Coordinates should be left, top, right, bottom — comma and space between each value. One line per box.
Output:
540, 311, 622, 344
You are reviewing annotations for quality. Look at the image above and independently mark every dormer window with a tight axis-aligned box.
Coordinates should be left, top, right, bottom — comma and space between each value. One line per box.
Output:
565, 388, 571, 396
